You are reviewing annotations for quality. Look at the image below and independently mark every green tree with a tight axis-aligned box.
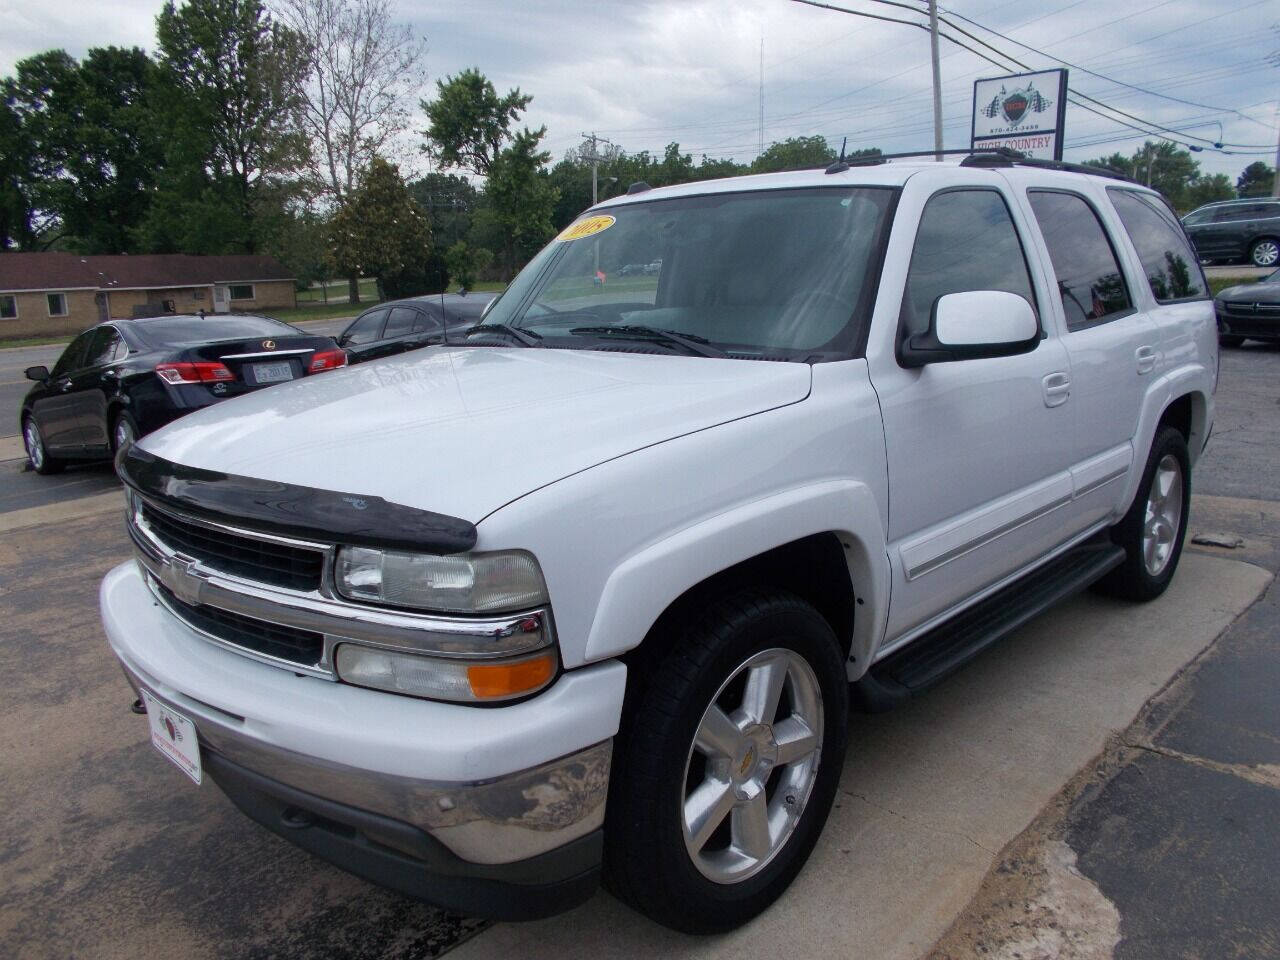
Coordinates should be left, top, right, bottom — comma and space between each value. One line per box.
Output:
421, 68, 531, 177
407, 172, 478, 248
0, 95, 33, 250
329, 156, 431, 298
484, 128, 558, 274
1183, 173, 1235, 210
150, 0, 309, 253
1237, 161, 1275, 198
444, 241, 493, 289
750, 135, 836, 174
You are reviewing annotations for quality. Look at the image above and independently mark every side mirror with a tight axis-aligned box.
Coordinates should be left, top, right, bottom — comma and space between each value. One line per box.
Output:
899, 290, 1039, 368
24, 365, 50, 382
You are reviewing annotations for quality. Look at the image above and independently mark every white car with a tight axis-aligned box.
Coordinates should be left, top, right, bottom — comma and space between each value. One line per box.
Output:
101, 153, 1216, 933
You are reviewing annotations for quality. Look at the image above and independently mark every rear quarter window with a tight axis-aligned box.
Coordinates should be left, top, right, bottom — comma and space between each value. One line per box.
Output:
1107, 189, 1207, 303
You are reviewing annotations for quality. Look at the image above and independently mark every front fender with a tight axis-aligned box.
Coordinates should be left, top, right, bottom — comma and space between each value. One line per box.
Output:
583, 479, 889, 676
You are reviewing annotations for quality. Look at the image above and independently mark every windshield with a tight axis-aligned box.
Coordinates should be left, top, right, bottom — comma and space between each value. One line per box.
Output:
482, 186, 896, 360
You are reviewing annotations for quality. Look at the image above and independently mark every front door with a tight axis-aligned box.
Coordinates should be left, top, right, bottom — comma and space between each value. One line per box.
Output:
213, 285, 230, 313
867, 179, 1077, 643
32, 330, 95, 452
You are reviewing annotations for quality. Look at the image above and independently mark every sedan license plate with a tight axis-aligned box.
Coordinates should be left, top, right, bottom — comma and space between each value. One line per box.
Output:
251, 361, 294, 384
141, 689, 202, 785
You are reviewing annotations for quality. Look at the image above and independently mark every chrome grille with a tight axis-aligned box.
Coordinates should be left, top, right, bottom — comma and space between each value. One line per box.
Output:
139, 502, 325, 592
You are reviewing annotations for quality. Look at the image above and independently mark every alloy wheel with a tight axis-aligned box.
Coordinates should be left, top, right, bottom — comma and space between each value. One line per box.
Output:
1143, 453, 1184, 577
114, 417, 136, 453
23, 420, 44, 471
681, 647, 824, 884
1252, 240, 1279, 268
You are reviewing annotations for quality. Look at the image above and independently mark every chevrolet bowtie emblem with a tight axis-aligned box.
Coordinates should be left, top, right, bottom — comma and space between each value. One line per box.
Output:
164, 556, 205, 606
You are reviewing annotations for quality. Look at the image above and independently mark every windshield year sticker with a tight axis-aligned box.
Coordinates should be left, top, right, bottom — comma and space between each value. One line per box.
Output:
556, 215, 615, 242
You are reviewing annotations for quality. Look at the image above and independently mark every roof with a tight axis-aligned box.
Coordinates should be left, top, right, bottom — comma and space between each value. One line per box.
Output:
594, 156, 1150, 212
0, 253, 294, 293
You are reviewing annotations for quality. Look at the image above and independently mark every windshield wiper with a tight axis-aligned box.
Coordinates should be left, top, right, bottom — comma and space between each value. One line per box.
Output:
569, 325, 726, 358
463, 323, 542, 347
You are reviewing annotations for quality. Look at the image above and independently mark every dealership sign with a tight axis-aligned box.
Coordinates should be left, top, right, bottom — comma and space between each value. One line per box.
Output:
971, 69, 1068, 161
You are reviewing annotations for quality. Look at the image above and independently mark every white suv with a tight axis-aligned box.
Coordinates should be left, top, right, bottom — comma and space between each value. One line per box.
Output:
102, 154, 1215, 933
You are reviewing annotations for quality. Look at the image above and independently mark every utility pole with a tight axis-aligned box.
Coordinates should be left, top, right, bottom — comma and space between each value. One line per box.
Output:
580, 132, 616, 205
1272, 103, 1280, 197
928, 0, 943, 159
759, 37, 765, 157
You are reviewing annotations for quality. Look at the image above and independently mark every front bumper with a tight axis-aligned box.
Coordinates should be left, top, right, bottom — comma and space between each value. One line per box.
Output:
1216, 302, 1280, 340
101, 561, 625, 917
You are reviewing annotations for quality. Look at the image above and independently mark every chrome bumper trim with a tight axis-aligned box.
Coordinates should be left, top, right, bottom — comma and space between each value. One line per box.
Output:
120, 659, 612, 865
127, 495, 553, 677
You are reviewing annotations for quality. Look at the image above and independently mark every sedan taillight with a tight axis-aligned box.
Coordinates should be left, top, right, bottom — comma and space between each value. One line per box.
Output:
155, 361, 235, 384
308, 348, 347, 372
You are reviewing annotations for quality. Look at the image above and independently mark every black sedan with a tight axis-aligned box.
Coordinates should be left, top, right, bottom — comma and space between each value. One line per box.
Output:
337, 292, 497, 364
20, 314, 346, 474
1215, 268, 1280, 347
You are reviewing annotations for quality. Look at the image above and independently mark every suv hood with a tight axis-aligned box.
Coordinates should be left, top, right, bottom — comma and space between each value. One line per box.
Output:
138, 346, 811, 522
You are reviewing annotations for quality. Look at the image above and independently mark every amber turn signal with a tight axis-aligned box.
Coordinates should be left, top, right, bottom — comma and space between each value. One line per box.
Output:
467, 651, 557, 700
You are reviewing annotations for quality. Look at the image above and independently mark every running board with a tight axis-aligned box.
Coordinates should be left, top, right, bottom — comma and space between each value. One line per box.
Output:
853, 537, 1125, 712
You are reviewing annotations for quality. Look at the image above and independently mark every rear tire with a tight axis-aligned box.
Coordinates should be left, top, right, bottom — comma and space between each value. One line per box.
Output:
603, 590, 849, 933
1249, 238, 1279, 268
22, 416, 64, 475
1096, 426, 1190, 601
110, 410, 140, 457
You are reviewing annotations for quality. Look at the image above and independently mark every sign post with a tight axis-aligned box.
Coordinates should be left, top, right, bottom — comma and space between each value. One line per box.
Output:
971, 69, 1068, 161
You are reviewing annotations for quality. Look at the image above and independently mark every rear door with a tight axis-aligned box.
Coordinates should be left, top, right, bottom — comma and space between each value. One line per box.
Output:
1018, 186, 1156, 529
69, 325, 127, 451
867, 174, 1076, 641
340, 308, 389, 363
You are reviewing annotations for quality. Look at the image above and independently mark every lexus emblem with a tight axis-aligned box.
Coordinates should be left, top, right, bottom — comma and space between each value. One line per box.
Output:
262, 339, 277, 350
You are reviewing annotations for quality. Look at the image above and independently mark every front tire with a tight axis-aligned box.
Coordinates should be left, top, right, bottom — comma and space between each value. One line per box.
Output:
1219, 334, 1245, 347
22, 416, 64, 475
110, 410, 140, 456
1096, 426, 1190, 601
604, 591, 849, 933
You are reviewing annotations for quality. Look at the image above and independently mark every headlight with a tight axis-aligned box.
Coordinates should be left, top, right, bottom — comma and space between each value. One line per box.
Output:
336, 546, 549, 614
335, 643, 557, 702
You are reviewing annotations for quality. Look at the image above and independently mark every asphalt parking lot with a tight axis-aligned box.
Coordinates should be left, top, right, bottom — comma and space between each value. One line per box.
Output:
1, 341, 1277, 960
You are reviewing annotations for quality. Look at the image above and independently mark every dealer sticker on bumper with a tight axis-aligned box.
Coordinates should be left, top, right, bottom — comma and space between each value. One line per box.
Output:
141, 689, 202, 785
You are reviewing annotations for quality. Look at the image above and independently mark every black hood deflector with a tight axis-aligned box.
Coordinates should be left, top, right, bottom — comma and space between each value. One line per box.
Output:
117, 445, 477, 554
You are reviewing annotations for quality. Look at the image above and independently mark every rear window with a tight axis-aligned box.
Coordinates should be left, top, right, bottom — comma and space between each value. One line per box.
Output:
134, 315, 297, 347
1107, 189, 1207, 303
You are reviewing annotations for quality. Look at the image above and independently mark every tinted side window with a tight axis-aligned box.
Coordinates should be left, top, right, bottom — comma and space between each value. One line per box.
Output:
413, 307, 443, 334
84, 326, 123, 367
1028, 191, 1131, 331
52, 331, 95, 377
344, 309, 388, 345
383, 306, 418, 339
1108, 189, 1207, 302
902, 189, 1037, 337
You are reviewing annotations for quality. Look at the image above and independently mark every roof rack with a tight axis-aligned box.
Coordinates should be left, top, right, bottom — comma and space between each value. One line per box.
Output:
818, 146, 1136, 184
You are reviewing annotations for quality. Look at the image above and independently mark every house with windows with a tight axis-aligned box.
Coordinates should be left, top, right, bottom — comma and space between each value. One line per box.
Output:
0, 253, 297, 339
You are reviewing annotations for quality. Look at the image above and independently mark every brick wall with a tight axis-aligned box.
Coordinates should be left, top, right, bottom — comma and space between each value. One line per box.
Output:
0, 290, 99, 339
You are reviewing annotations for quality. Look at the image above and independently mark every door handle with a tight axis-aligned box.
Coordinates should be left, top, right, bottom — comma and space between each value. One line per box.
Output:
56, 379, 73, 392
1135, 345, 1157, 375
1042, 372, 1070, 408
101, 370, 119, 382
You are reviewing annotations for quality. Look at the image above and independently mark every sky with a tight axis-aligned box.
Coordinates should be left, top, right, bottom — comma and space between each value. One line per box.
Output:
1, 0, 1276, 183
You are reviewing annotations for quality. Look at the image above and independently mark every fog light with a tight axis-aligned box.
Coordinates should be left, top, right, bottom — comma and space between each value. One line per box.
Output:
334, 644, 557, 703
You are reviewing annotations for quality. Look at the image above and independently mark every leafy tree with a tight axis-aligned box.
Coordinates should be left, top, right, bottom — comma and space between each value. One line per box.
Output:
1183, 173, 1235, 210
1237, 161, 1275, 198
329, 156, 431, 298
444, 241, 493, 289
0, 95, 33, 250
151, 0, 309, 252
407, 172, 478, 248
750, 135, 835, 174
1085, 142, 1200, 207
484, 128, 558, 273
421, 68, 531, 177
276, 0, 426, 302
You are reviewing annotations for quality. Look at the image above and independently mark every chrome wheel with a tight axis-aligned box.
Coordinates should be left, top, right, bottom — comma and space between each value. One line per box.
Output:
1143, 453, 1184, 577
113, 416, 136, 453
23, 419, 44, 471
681, 647, 823, 884
1252, 239, 1279, 268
